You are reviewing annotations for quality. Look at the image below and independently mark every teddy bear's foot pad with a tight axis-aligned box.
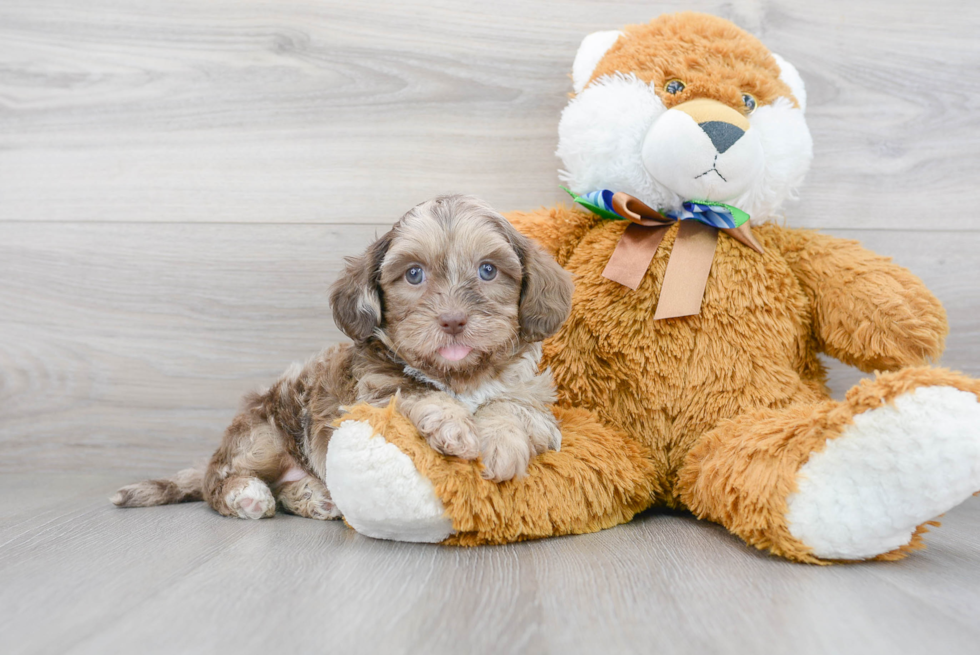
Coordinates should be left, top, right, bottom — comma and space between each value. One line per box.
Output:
786, 386, 980, 560
325, 419, 454, 543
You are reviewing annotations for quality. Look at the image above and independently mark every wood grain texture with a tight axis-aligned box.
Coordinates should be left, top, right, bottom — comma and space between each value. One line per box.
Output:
1, 0, 979, 229
0, 474, 978, 655
2, 223, 978, 473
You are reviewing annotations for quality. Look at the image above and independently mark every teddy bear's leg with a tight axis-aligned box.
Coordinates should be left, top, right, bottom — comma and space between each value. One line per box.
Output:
324, 401, 660, 545
678, 367, 980, 563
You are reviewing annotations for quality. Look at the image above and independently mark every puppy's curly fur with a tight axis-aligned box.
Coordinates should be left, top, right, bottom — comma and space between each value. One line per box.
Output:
112, 195, 574, 519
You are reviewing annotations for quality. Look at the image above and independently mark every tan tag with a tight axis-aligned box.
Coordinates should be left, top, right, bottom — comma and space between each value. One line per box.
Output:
653, 221, 719, 320
601, 223, 669, 290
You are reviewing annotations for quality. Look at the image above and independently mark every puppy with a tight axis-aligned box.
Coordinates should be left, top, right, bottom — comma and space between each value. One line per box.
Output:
112, 195, 574, 520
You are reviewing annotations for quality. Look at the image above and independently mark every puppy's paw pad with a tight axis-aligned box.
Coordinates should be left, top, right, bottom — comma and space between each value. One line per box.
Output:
240, 497, 263, 515
227, 479, 276, 519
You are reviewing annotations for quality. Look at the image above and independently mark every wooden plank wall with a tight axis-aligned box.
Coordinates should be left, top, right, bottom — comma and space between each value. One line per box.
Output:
2, 0, 979, 473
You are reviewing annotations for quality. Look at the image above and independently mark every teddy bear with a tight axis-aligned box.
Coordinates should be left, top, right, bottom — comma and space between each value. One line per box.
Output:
321, 12, 980, 563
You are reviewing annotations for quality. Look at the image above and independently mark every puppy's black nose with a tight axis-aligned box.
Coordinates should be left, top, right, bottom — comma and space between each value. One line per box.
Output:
438, 312, 468, 336
699, 121, 744, 154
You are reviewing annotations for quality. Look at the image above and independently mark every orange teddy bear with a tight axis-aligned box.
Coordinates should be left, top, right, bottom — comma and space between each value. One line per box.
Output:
324, 12, 980, 563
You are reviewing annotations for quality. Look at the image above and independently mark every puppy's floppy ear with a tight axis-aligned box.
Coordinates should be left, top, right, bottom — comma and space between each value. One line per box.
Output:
504, 224, 574, 342
330, 230, 393, 342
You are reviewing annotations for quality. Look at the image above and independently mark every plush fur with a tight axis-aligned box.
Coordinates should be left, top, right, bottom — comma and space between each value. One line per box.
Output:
324, 12, 980, 563
785, 385, 980, 560
557, 12, 812, 222
332, 400, 659, 545
325, 417, 455, 542
113, 195, 573, 517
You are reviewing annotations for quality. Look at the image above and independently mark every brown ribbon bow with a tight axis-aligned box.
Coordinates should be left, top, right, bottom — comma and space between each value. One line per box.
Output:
601, 193, 765, 320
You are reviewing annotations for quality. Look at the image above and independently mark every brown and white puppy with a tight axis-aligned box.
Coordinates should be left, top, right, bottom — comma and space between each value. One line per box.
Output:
112, 195, 574, 520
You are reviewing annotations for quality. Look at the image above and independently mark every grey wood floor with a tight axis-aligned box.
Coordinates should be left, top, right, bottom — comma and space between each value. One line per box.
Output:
2, 475, 980, 655
3, 1, 980, 653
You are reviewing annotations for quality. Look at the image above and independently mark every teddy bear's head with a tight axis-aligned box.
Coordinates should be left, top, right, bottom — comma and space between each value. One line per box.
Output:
557, 12, 812, 221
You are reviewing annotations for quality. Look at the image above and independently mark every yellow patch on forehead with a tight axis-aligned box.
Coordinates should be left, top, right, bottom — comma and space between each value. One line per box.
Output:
587, 12, 796, 112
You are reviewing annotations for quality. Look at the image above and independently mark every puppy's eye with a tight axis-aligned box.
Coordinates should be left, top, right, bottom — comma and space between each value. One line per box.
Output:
664, 79, 685, 95
478, 263, 497, 281
405, 266, 425, 285
742, 93, 757, 113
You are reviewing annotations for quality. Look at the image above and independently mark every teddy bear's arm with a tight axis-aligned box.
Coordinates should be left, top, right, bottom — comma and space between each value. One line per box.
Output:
505, 205, 603, 267
763, 225, 948, 372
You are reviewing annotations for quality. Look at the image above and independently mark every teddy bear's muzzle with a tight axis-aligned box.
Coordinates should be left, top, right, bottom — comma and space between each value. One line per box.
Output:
672, 98, 750, 146
641, 98, 764, 203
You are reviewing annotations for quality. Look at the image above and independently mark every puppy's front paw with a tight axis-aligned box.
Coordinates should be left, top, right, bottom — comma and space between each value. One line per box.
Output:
477, 417, 534, 482
531, 411, 562, 455
480, 431, 533, 483
411, 403, 480, 460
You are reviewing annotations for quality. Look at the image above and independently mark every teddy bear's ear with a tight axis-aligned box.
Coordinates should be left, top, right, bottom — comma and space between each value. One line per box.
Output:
571, 30, 624, 94
771, 53, 807, 113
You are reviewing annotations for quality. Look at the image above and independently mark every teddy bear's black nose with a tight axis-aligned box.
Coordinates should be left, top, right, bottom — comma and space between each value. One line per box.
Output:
699, 121, 745, 154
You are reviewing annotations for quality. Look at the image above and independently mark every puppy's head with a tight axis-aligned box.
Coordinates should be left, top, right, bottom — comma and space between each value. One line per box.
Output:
330, 195, 573, 381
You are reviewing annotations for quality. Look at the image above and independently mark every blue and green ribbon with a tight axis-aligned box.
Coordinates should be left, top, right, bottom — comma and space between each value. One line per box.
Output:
561, 186, 750, 228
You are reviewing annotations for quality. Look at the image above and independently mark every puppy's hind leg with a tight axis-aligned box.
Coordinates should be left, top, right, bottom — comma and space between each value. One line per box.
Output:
203, 413, 287, 520
275, 467, 341, 520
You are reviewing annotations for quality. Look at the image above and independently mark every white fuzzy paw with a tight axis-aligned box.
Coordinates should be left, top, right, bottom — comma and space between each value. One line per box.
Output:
324, 420, 454, 543
226, 478, 276, 520
786, 386, 980, 560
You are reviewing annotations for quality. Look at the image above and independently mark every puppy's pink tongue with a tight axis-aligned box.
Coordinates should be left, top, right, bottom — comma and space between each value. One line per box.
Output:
438, 345, 473, 361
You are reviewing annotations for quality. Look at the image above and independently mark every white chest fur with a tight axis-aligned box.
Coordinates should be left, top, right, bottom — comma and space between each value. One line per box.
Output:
403, 344, 551, 414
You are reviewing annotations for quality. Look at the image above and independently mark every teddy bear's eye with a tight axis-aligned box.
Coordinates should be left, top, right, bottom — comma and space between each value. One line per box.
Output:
742, 93, 757, 113
664, 79, 686, 95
